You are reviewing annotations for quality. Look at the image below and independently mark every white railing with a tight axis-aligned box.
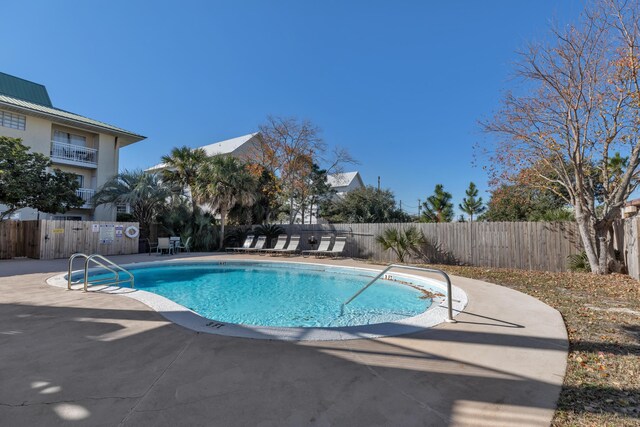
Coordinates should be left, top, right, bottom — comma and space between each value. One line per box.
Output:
50, 140, 98, 166
342, 264, 456, 322
76, 188, 95, 208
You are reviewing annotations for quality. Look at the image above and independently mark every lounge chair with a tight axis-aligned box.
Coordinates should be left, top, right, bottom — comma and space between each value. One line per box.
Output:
321, 236, 347, 258
302, 235, 332, 257
259, 234, 288, 254
242, 236, 267, 253
157, 237, 173, 255
277, 235, 301, 256
228, 235, 255, 252
266, 235, 300, 256
305, 236, 347, 258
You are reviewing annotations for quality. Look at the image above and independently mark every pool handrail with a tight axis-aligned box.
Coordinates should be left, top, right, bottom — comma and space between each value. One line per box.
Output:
69, 252, 126, 290
82, 254, 135, 292
342, 264, 456, 323
67, 253, 91, 290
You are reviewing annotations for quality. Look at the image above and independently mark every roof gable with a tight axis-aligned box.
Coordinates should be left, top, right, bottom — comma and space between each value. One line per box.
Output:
146, 132, 259, 171
199, 132, 259, 156
327, 171, 363, 188
0, 72, 52, 107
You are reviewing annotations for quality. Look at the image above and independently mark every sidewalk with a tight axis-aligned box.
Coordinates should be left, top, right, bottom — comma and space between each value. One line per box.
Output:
0, 254, 567, 426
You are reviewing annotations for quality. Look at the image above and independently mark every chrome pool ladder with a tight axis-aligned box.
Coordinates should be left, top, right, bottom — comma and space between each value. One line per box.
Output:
342, 264, 456, 323
67, 253, 134, 291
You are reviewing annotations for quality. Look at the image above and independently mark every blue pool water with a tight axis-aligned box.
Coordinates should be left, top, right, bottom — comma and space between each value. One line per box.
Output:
86, 262, 434, 328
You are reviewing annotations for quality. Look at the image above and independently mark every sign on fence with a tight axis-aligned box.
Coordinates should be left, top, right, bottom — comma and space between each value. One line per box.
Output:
99, 224, 115, 244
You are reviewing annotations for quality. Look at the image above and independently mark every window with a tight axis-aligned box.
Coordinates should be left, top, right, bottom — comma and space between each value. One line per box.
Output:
53, 130, 86, 146
0, 110, 26, 130
52, 215, 83, 221
74, 174, 84, 188
116, 204, 131, 214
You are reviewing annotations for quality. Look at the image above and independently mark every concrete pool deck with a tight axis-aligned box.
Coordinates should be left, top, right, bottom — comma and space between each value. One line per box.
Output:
0, 253, 568, 426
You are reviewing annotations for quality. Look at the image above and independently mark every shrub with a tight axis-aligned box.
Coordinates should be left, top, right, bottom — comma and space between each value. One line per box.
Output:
189, 213, 219, 251
224, 226, 254, 248
375, 226, 425, 263
254, 224, 285, 248
567, 251, 591, 272
116, 212, 135, 222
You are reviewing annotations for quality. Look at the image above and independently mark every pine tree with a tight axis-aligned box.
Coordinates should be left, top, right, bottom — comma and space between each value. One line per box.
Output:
459, 182, 485, 222
421, 184, 454, 223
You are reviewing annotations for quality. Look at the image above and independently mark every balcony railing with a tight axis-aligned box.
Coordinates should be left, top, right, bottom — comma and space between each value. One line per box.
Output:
76, 188, 95, 208
50, 141, 98, 167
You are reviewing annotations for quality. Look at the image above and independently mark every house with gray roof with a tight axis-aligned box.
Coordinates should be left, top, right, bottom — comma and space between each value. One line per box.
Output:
326, 171, 365, 197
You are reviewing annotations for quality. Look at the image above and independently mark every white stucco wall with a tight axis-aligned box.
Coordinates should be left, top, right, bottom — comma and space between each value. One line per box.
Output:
0, 108, 122, 221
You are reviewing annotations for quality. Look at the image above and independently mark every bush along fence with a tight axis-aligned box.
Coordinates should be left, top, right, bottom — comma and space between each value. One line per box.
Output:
0, 220, 140, 260
259, 222, 590, 272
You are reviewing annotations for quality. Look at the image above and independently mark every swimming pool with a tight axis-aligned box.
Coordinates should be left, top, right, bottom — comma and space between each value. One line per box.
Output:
54, 260, 467, 341
86, 262, 435, 327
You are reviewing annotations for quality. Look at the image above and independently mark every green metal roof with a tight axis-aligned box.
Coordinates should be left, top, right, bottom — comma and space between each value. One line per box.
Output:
0, 72, 52, 107
0, 94, 145, 141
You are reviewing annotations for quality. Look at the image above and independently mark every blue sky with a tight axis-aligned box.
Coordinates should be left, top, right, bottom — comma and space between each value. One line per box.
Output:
2, 0, 584, 217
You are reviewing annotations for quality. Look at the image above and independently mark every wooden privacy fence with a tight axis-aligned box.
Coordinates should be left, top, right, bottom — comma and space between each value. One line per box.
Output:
0, 221, 40, 259
265, 222, 586, 272
0, 220, 140, 260
623, 216, 640, 279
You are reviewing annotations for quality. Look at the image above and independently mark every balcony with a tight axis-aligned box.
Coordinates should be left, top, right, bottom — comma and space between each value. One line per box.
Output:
50, 141, 98, 168
76, 188, 95, 209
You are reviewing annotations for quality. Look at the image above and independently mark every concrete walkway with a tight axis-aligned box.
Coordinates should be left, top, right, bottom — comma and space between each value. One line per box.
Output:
0, 254, 568, 426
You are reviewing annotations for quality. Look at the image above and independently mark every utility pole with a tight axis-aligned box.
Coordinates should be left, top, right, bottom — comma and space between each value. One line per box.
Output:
399, 200, 402, 211
377, 176, 380, 191
417, 199, 421, 216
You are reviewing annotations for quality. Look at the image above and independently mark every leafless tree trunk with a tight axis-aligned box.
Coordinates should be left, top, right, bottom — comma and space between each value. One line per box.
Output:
482, 0, 640, 274
255, 116, 357, 225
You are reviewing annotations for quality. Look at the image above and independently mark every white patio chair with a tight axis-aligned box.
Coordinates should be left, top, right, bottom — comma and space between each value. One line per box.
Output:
157, 237, 173, 255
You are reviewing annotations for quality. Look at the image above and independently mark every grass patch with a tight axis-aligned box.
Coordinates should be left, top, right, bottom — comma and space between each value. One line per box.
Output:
420, 264, 640, 426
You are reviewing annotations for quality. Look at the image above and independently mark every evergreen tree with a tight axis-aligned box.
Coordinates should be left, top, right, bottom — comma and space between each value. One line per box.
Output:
479, 183, 574, 222
305, 164, 334, 224
320, 186, 409, 223
458, 182, 485, 222
0, 137, 83, 220
421, 184, 454, 223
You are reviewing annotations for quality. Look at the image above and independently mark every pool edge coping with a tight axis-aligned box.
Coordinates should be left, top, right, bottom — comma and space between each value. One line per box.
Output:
46, 258, 468, 341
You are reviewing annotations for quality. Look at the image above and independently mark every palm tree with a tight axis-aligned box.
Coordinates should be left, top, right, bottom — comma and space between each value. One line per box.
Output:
194, 156, 257, 250
375, 226, 425, 263
421, 184, 454, 223
458, 182, 485, 222
161, 146, 208, 233
93, 170, 171, 238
